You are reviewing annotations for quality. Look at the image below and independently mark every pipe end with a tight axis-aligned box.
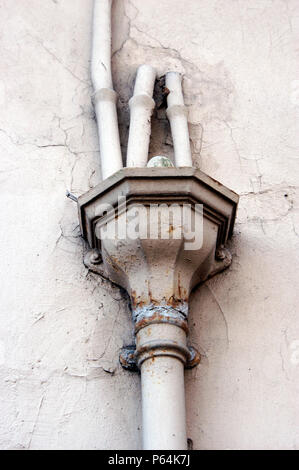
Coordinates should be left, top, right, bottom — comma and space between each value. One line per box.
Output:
147, 156, 174, 168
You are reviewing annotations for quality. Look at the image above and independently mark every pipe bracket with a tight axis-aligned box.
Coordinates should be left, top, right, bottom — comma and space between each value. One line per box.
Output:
133, 304, 189, 334
119, 345, 139, 372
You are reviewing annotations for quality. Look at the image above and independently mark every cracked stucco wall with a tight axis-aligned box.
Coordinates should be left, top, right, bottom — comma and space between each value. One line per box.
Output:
0, 0, 298, 449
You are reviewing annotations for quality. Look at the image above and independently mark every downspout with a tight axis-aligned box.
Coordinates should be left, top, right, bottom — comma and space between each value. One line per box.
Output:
77, 0, 239, 451
91, 0, 123, 179
126, 69, 191, 448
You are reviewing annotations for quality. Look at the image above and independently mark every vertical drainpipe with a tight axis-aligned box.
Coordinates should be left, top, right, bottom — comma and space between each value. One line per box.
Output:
86, 0, 239, 452
134, 74, 192, 448
91, 0, 123, 179
136, 320, 189, 449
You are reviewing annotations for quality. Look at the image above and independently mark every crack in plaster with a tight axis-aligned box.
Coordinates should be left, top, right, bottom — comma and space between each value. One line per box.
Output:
206, 285, 229, 346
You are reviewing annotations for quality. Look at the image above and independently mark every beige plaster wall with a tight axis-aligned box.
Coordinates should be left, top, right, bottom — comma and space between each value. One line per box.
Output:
0, 0, 298, 449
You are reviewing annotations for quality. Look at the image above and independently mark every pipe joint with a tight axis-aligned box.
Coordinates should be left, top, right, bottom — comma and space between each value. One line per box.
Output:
133, 304, 188, 334
92, 87, 118, 105
129, 94, 155, 111
166, 104, 189, 120
136, 339, 190, 368
165, 71, 192, 167
119, 336, 200, 371
126, 64, 156, 168
135, 322, 194, 368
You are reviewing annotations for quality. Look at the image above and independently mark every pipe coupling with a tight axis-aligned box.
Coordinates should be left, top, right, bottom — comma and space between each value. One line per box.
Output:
129, 94, 155, 111
135, 322, 200, 369
166, 104, 188, 120
92, 87, 118, 105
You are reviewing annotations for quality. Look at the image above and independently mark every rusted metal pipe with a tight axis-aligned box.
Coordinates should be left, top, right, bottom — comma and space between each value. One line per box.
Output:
79, 167, 239, 450
133, 305, 194, 449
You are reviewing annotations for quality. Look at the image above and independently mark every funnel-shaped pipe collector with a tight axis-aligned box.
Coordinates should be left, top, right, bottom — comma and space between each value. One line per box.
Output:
78, 167, 239, 449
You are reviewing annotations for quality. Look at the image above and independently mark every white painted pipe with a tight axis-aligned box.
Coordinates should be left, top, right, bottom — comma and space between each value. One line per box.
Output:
127, 65, 156, 167
141, 357, 187, 450
136, 323, 188, 450
166, 72, 192, 167
91, 0, 123, 179
91, 0, 113, 90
